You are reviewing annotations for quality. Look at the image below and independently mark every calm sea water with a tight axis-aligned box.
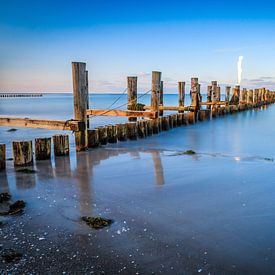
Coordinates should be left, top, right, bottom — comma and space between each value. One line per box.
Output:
1, 93, 275, 273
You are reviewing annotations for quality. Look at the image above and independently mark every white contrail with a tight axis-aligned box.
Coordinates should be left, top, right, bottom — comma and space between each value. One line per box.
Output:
237, 56, 244, 85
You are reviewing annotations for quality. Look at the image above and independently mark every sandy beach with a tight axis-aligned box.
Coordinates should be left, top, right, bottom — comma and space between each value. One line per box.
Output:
1, 105, 275, 274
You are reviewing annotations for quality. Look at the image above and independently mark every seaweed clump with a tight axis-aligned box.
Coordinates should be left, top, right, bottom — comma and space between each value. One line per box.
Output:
129, 103, 145, 111
7, 128, 17, 132
0, 193, 11, 203
9, 200, 26, 215
1, 249, 22, 263
82, 216, 113, 229
183, 150, 196, 155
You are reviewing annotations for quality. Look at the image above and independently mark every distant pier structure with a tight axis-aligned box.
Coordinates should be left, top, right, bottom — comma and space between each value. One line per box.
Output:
0, 93, 43, 98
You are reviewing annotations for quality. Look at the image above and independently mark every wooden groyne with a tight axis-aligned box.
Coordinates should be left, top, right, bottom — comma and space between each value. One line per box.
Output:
0, 93, 43, 98
0, 61, 275, 169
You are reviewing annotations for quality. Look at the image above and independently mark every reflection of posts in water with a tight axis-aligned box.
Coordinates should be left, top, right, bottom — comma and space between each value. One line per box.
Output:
15, 169, 36, 189
54, 156, 72, 178
36, 159, 54, 181
0, 171, 9, 193
151, 150, 164, 186
129, 151, 140, 159
76, 152, 93, 217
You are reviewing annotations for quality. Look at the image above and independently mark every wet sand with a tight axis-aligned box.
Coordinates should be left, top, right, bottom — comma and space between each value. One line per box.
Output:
1, 107, 275, 274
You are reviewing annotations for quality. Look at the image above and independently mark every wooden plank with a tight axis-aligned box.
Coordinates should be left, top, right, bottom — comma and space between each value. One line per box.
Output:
143, 105, 187, 111
0, 117, 84, 131
200, 101, 226, 106
86, 109, 157, 119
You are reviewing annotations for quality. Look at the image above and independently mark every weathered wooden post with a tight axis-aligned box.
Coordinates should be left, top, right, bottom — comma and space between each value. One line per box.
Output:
88, 129, 100, 148
239, 88, 247, 110
178, 82, 185, 113
207, 85, 212, 110
72, 62, 88, 151
107, 125, 117, 143
12, 141, 33, 166
85, 70, 90, 129
53, 135, 69, 156
151, 71, 162, 118
0, 144, 5, 170
211, 81, 218, 117
127, 76, 138, 122
216, 86, 221, 102
137, 120, 147, 138
225, 86, 231, 104
230, 87, 239, 106
97, 126, 108, 145
159, 81, 164, 116
116, 124, 127, 141
126, 122, 138, 140
35, 137, 51, 160
253, 89, 258, 107
247, 90, 253, 107
190, 78, 200, 120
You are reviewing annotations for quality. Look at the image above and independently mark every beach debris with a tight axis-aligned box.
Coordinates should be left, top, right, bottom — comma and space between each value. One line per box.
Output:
81, 216, 113, 229
183, 150, 196, 155
9, 200, 26, 215
1, 249, 22, 263
0, 193, 11, 203
16, 168, 37, 174
7, 128, 17, 132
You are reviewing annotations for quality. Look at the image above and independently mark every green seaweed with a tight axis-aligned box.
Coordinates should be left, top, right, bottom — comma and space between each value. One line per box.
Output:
82, 216, 113, 229
129, 103, 145, 111
183, 150, 196, 155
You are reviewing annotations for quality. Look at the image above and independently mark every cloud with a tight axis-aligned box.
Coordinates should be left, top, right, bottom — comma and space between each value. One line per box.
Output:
242, 76, 275, 88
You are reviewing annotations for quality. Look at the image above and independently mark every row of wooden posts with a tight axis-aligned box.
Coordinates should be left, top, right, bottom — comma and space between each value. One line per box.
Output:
0, 62, 275, 170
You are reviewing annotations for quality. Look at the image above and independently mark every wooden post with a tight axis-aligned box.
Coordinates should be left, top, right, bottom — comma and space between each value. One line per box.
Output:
159, 81, 164, 116
126, 122, 138, 140
53, 135, 69, 156
151, 71, 161, 118
88, 129, 100, 148
116, 124, 127, 141
151, 119, 160, 134
97, 126, 108, 145
127, 76, 138, 122
35, 137, 51, 160
85, 70, 90, 129
162, 116, 170, 131
146, 120, 153, 136
225, 86, 231, 104
137, 120, 146, 138
253, 89, 258, 106
12, 141, 33, 166
72, 62, 88, 151
0, 144, 5, 170
216, 86, 221, 102
107, 125, 117, 143
230, 87, 239, 105
178, 82, 185, 113
207, 85, 212, 110
190, 78, 200, 116
211, 81, 218, 103
247, 90, 253, 106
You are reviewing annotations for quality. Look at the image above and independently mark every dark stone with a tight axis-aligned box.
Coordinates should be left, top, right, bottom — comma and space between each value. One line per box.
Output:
82, 216, 113, 229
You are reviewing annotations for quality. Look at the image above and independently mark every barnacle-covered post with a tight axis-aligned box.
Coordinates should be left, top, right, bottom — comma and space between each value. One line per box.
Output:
35, 137, 51, 160
72, 62, 88, 151
12, 141, 33, 166
151, 71, 162, 118
127, 76, 138, 121
178, 81, 185, 113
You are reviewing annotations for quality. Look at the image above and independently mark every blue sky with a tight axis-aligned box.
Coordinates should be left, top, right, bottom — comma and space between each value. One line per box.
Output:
0, 0, 275, 93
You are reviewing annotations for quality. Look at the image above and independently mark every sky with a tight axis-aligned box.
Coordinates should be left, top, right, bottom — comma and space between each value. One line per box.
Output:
0, 0, 275, 93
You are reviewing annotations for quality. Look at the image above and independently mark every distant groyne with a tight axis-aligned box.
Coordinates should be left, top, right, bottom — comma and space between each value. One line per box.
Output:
0, 93, 43, 98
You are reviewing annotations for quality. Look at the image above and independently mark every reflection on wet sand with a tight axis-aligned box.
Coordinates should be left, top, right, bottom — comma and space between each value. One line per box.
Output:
75, 152, 93, 217
15, 169, 36, 189
54, 156, 72, 178
0, 171, 9, 193
36, 160, 54, 181
150, 150, 165, 185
